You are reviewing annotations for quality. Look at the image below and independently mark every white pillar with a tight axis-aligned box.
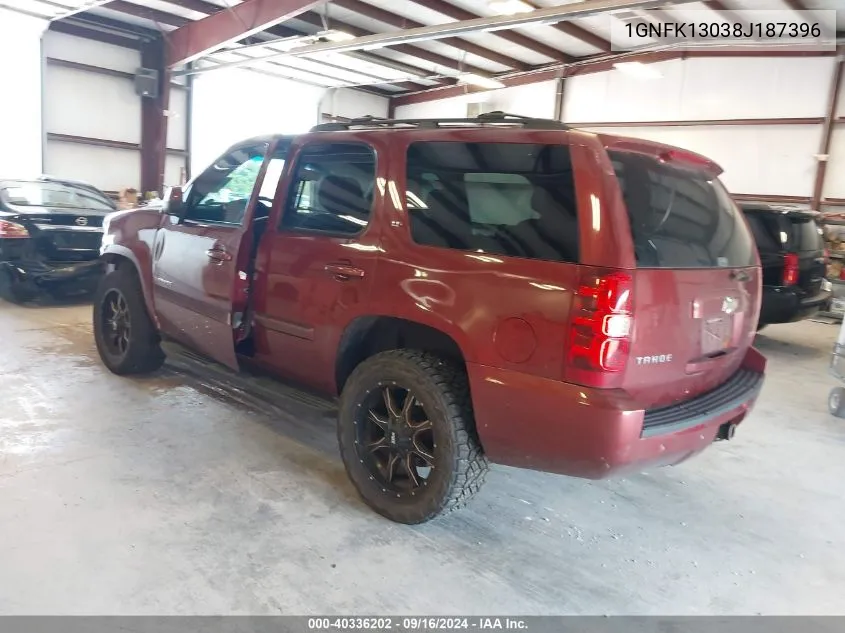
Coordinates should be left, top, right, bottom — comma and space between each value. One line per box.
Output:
0, 10, 48, 177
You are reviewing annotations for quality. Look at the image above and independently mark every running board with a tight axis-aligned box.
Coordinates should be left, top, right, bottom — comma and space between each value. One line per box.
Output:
160, 340, 337, 420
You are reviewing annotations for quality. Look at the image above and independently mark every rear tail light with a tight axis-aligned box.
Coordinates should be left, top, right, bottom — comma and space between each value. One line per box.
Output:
783, 253, 799, 286
565, 269, 633, 387
0, 219, 29, 239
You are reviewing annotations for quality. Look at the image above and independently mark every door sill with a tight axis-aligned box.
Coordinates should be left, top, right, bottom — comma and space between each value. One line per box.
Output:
161, 339, 337, 418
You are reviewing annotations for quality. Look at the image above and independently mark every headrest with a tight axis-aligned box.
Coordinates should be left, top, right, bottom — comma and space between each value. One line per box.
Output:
317, 175, 366, 215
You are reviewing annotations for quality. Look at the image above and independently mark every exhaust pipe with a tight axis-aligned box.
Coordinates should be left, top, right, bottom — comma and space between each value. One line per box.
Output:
716, 422, 737, 441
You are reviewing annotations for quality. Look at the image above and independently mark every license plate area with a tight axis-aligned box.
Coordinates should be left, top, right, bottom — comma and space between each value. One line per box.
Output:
702, 316, 732, 355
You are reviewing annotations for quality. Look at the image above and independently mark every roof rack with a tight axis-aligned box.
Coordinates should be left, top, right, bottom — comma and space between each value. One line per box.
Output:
310, 111, 569, 132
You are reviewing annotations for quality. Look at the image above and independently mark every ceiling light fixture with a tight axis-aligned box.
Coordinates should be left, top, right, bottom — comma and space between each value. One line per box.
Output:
488, 0, 534, 15
613, 61, 662, 79
318, 30, 356, 42
460, 73, 506, 89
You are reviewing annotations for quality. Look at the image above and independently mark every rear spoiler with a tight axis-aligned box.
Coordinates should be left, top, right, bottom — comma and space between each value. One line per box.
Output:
603, 139, 723, 177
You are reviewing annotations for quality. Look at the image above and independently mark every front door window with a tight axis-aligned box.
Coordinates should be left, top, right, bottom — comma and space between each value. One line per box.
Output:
184, 143, 268, 226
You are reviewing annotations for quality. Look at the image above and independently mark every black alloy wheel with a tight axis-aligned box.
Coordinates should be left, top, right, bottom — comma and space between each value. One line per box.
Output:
101, 288, 132, 358
356, 384, 436, 493
337, 350, 488, 524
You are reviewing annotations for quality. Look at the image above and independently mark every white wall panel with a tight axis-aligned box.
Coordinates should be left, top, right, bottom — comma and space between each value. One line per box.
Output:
565, 57, 834, 123
396, 81, 559, 120
166, 88, 188, 151
0, 10, 46, 177
44, 142, 140, 192
395, 95, 467, 119
191, 69, 323, 174
327, 88, 389, 119
42, 30, 140, 74
492, 81, 558, 119
44, 65, 141, 143
165, 154, 187, 188
582, 125, 821, 197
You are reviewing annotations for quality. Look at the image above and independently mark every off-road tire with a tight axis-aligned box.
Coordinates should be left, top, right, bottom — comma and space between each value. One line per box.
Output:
93, 266, 164, 375
338, 350, 489, 524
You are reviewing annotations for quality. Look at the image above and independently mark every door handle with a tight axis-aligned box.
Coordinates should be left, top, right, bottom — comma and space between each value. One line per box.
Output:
206, 247, 232, 263
730, 270, 751, 282
324, 261, 365, 280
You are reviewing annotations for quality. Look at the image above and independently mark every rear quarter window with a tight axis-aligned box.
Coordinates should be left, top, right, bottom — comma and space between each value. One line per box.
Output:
406, 142, 579, 263
609, 151, 756, 269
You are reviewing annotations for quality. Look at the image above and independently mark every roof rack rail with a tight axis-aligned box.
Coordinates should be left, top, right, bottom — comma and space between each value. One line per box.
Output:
310, 111, 569, 132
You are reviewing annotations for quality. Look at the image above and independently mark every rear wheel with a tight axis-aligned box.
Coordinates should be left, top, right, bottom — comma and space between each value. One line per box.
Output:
829, 387, 845, 418
338, 350, 488, 524
93, 267, 164, 375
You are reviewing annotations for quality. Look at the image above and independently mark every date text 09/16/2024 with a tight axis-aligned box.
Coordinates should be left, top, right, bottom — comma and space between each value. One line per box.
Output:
307, 618, 528, 631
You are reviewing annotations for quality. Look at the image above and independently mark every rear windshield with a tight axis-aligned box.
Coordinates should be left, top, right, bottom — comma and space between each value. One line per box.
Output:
406, 142, 579, 263
1, 181, 114, 211
609, 151, 756, 269
745, 212, 823, 253
788, 217, 824, 252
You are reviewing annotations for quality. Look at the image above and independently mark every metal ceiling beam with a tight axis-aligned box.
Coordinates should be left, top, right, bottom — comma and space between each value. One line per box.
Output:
165, 0, 323, 66
332, 0, 530, 70
154, 1, 450, 90
108, 0, 188, 26
506, 0, 611, 52
292, 12, 494, 76
408, 0, 572, 62
178, 0, 666, 75
782, 0, 809, 11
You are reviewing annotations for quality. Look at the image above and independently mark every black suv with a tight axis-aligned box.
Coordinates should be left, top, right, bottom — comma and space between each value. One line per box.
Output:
0, 176, 115, 302
740, 203, 831, 329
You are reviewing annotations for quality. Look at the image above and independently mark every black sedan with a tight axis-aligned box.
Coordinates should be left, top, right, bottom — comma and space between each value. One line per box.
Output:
740, 202, 832, 329
0, 176, 116, 302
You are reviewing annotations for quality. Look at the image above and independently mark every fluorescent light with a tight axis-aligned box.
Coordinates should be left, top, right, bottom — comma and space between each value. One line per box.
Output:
319, 30, 355, 42
460, 73, 506, 89
613, 61, 662, 79
488, 0, 534, 15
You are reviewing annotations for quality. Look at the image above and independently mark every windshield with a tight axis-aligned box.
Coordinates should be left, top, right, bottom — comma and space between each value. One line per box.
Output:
609, 150, 756, 269
1, 182, 114, 211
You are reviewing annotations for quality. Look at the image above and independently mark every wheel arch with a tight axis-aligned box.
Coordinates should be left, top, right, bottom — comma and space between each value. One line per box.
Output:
335, 314, 471, 395
100, 246, 158, 328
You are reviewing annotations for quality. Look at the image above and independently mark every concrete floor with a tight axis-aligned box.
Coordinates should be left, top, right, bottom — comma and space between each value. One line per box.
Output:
0, 300, 844, 616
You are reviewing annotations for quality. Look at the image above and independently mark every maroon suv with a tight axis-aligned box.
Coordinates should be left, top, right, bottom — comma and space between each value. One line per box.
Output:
93, 112, 766, 524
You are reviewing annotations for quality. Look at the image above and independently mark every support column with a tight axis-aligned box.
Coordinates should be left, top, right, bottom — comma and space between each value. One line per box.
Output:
812, 53, 844, 212
140, 36, 170, 196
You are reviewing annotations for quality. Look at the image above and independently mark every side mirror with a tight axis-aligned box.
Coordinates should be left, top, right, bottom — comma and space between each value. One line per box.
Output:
163, 186, 185, 215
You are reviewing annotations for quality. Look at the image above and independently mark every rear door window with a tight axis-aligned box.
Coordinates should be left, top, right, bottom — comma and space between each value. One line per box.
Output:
406, 142, 579, 263
609, 150, 756, 269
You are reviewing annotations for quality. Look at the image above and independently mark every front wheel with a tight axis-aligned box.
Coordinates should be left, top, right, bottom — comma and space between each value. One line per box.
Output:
93, 267, 164, 375
338, 350, 489, 524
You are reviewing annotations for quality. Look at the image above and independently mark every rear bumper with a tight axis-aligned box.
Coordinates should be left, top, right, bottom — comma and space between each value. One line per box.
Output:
1, 257, 104, 289
759, 285, 831, 324
468, 347, 766, 479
